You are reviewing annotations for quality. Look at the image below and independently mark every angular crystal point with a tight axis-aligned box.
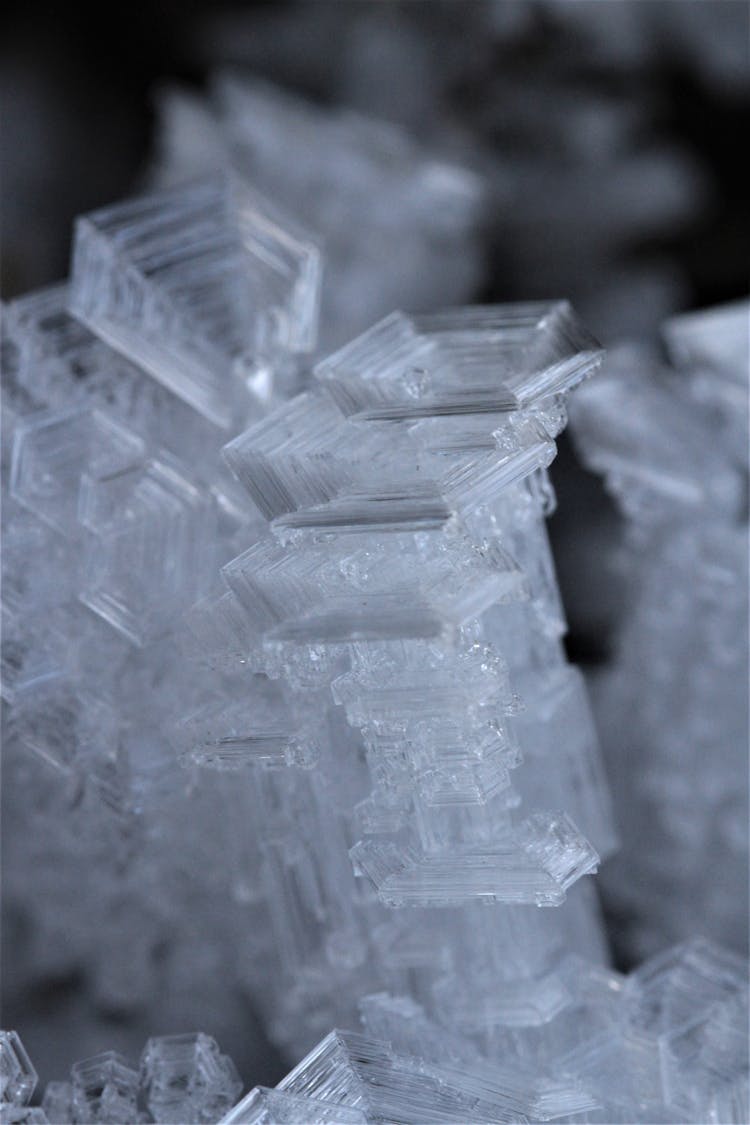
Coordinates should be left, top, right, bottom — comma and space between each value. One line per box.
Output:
5, 285, 225, 475
175, 677, 320, 770
140, 1032, 242, 1124
0, 1032, 37, 1108
155, 73, 484, 350
70, 1051, 139, 1124
625, 937, 749, 1036
69, 176, 321, 427
660, 988, 749, 1121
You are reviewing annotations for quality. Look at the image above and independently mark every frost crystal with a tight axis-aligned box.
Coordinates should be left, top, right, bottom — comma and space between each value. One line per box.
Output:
2, 80, 748, 1125
70, 176, 321, 427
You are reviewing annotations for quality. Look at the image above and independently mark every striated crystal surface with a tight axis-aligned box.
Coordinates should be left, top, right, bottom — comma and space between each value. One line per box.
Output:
69, 176, 321, 427
220, 1087, 368, 1124
177, 299, 617, 1060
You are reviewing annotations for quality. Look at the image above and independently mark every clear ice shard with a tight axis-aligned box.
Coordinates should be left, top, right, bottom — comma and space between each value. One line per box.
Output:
273, 1027, 596, 1124
349, 811, 599, 907
140, 1033, 242, 1124
69, 176, 321, 427
9, 1030, 244, 1125
79, 455, 218, 646
10, 407, 145, 536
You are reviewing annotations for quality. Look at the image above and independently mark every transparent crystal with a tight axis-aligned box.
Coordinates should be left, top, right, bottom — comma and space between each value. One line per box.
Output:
0, 1033, 37, 1108
69, 176, 321, 427
140, 1032, 243, 1124
70, 1051, 140, 1124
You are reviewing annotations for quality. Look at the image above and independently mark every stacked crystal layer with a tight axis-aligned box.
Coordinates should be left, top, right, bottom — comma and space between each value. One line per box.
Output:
570, 299, 750, 960
149, 72, 485, 352
180, 301, 618, 1055
1, 90, 488, 1058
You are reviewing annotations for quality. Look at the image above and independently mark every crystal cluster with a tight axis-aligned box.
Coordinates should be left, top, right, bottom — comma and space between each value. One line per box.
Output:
570, 299, 749, 960
2, 70, 748, 1125
0, 1031, 241, 1124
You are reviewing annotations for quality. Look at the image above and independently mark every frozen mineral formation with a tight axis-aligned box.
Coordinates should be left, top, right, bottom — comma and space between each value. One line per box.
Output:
218, 937, 748, 1125
570, 299, 749, 960
10, 1031, 243, 1124
184, 301, 616, 1056
5, 107, 745, 1120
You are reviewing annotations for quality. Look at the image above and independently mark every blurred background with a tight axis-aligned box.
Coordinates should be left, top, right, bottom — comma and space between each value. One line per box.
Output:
2, 0, 749, 318
2, 0, 749, 1097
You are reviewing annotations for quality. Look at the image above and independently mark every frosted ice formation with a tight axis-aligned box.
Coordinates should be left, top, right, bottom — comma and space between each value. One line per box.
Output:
11, 943, 745, 1125
2, 1031, 242, 1124
3, 91, 748, 1123
150, 74, 484, 351
570, 299, 749, 959
222, 936, 748, 1124
175, 299, 618, 1056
